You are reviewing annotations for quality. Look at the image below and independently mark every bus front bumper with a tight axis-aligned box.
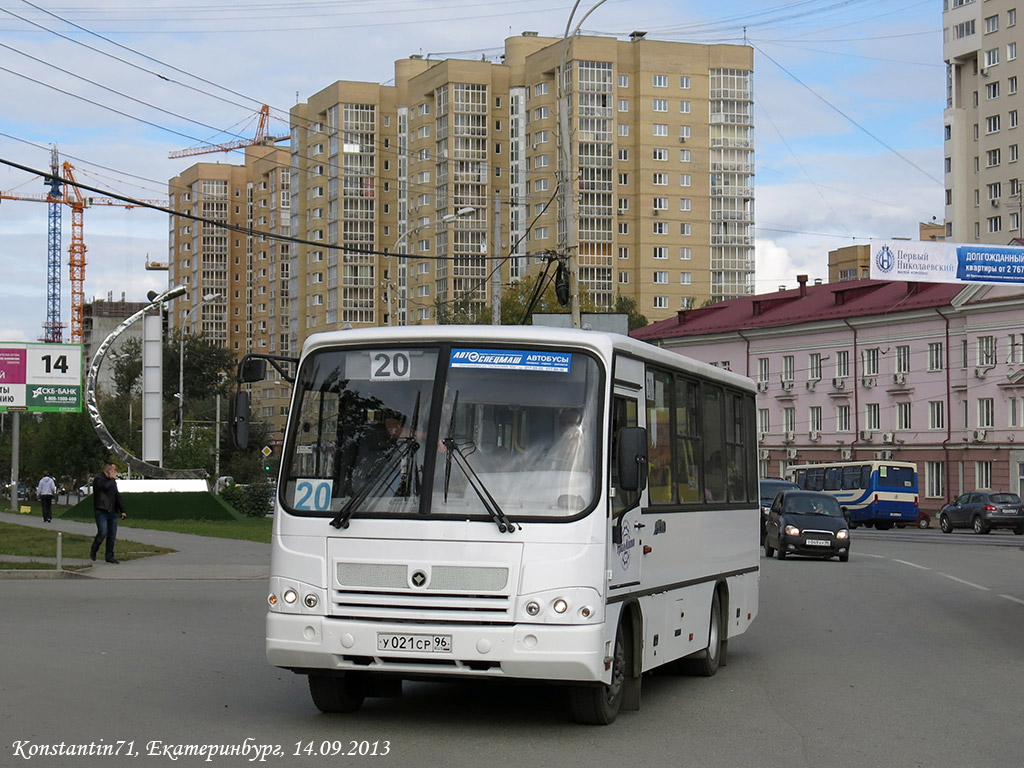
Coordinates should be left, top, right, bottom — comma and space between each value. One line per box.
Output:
266, 612, 608, 683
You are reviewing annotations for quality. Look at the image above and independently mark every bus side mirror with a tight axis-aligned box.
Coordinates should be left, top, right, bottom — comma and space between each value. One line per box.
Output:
617, 426, 648, 492
239, 357, 268, 383
230, 390, 250, 449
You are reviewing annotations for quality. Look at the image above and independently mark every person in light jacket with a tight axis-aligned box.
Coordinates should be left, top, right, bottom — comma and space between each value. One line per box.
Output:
36, 471, 57, 522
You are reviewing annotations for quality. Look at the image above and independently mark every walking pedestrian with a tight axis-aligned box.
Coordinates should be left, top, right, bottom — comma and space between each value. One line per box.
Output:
36, 471, 57, 522
90, 462, 127, 564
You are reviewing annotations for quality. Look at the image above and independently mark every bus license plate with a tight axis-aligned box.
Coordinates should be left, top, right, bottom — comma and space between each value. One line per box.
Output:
377, 633, 452, 653
805, 539, 831, 546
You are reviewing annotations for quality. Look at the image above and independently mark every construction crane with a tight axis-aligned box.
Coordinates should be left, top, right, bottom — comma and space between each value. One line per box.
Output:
168, 104, 288, 159
0, 149, 167, 344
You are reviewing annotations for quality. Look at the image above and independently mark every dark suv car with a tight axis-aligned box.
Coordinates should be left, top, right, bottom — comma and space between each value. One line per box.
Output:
763, 490, 851, 562
937, 492, 1024, 534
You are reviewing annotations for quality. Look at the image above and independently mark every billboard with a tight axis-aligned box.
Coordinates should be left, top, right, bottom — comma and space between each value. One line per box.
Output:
870, 239, 1024, 285
0, 342, 84, 413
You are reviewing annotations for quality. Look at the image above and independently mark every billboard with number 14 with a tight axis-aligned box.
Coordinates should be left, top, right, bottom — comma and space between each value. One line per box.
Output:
0, 342, 83, 413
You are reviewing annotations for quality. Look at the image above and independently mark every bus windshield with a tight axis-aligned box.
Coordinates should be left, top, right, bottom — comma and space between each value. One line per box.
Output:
282, 345, 601, 521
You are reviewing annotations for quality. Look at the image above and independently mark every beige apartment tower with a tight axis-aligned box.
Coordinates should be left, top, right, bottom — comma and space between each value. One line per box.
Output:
944, 0, 1024, 242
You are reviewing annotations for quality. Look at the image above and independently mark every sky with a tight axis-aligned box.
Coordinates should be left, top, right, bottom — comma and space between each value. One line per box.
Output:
0, 0, 945, 343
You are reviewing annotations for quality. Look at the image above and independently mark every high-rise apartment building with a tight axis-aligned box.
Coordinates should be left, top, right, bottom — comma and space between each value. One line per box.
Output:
943, 0, 1023, 241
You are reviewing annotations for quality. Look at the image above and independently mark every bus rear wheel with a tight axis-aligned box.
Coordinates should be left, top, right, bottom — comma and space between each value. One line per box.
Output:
569, 622, 628, 725
678, 590, 723, 677
308, 672, 367, 714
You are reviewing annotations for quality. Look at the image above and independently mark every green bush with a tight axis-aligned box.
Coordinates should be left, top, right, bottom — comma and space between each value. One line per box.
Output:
219, 480, 274, 518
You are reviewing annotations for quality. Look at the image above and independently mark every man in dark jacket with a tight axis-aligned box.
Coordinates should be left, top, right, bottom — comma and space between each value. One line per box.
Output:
90, 462, 127, 564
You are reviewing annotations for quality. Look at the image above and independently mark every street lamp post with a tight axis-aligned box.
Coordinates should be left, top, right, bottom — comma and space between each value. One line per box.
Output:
386, 206, 475, 326
177, 292, 221, 439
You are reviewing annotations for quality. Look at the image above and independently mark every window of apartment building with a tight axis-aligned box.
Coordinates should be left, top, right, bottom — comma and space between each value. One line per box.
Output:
928, 341, 944, 370
783, 407, 796, 433
987, 115, 1001, 133
618, 74, 629, 88
1011, 145, 1019, 162
1012, 110, 1019, 129
809, 352, 822, 381
680, 198, 691, 211
925, 461, 945, 498
535, 227, 549, 239
809, 406, 822, 433
985, 14, 999, 34
653, 98, 668, 112
680, 149, 691, 162
1014, 212, 1022, 231
653, 221, 667, 235
782, 355, 795, 383
653, 196, 668, 210
653, 74, 668, 87
680, 126, 691, 140
618, 172, 629, 186
653, 124, 668, 136
680, 76, 691, 89
962, 399, 970, 429
865, 403, 880, 431
653, 271, 669, 284
1010, 9, 1018, 26
985, 48, 1000, 68
897, 402, 912, 431
1011, 76, 1020, 94
863, 347, 879, 376
757, 408, 770, 434
653, 148, 668, 161
1009, 333, 1024, 364
987, 147, 1001, 166
961, 339, 970, 368
896, 345, 911, 373
944, 156, 952, 174
680, 272, 692, 285
417, 285, 430, 298
988, 216, 1002, 233
976, 461, 993, 490
618, 99, 630, 112
653, 296, 668, 309
988, 181, 1002, 199
1011, 398, 1021, 427
836, 404, 850, 432
534, 106, 549, 120
618, 148, 629, 161
535, 178, 549, 191
618, 221, 629, 235
534, 83, 549, 97
954, 19, 975, 39
617, 271, 630, 285
1009, 42, 1018, 61
978, 398, 995, 428
835, 350, 850, 378
417, 261, 430, 275
679, 100, 691, 113
618, 124, 630, 137
679, 174, 692, 186
758, 358, 770, 382
680, 223, 691, 235
653, 172, 668, 185
680, 247, 691, 260
535, 154, 549, 168
618, 197, 630, 212
929, 401, 945, 430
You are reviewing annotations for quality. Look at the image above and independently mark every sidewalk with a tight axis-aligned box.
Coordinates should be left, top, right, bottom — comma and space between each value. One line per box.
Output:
0, 510, 270, 581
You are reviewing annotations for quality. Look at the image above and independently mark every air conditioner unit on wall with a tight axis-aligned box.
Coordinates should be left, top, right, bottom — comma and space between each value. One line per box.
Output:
781, 380, 794, 391
893, 373, 906, 385
874, 450, 893, 461
809, 431, 820, 442
840, 448, 852, 460
787, 448, 798, 460
806, 380, 816, 391
832, 377, 846, 389
756, 381, 769, 392
862, 377, 875, 387
784, 431, 796, 443
859, 430, 873, 442
883, 432, 896, 443
759, 449, 770, 460
973, 429, 987, 442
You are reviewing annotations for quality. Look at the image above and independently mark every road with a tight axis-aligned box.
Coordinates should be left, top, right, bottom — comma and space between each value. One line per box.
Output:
0, 528, 1021, 768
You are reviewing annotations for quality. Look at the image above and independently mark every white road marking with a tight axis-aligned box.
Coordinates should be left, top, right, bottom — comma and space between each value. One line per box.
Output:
937, 573, 989, 591
858, 553, 886, 559
892, 559, 930, 570
999, 594, 1024, 606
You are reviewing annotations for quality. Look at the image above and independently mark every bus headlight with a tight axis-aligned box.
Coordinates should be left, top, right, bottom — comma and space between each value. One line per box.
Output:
283, 589, 298, 605
784, 524, 801, 536
553, 598, 568, 614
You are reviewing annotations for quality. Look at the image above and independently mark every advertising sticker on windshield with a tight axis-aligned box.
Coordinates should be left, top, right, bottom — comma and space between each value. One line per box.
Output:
449, 348, 572, 373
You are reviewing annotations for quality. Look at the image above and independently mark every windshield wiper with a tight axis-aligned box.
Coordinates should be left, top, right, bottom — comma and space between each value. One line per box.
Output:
441, 391, 517, 533
331, 394, 423, 530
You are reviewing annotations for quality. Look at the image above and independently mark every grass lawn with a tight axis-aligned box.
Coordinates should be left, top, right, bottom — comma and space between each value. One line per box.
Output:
0, 521, 174, 568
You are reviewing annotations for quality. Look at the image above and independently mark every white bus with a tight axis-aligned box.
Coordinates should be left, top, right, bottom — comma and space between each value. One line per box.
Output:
233, 326, 759, 724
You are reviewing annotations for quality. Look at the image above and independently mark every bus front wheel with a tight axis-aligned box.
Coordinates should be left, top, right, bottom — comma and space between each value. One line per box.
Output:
308, 672, 367, 714
569, 623, 628, 725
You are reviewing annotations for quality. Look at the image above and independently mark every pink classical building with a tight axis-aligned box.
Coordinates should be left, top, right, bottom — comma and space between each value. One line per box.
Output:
632, 276, 1024, 517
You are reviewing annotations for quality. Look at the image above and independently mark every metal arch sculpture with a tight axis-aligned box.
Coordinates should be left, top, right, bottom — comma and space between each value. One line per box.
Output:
85, 284, 207, 479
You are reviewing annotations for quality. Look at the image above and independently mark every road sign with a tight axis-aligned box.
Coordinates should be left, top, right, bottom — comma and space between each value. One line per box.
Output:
262, 446, 273, 457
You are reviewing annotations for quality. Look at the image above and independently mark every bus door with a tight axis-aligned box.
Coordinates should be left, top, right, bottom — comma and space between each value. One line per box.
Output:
609, 391, 643, 589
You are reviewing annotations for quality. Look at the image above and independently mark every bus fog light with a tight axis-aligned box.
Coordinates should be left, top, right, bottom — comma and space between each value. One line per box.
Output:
553, 598, 568, 614
268, 593, 278, 606
580, 605, 593, 619
303, 593, 318, 608
283, 589, 298, 604
526, 601, 541, 616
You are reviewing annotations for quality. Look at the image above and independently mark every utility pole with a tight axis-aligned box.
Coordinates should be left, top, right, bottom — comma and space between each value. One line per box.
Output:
558, 35, 582, 329
492, 191, 502, 325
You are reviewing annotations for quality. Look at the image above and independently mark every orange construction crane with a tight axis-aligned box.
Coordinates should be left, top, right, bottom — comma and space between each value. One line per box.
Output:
168, 104, 288, 159
0, 156, 167, 344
